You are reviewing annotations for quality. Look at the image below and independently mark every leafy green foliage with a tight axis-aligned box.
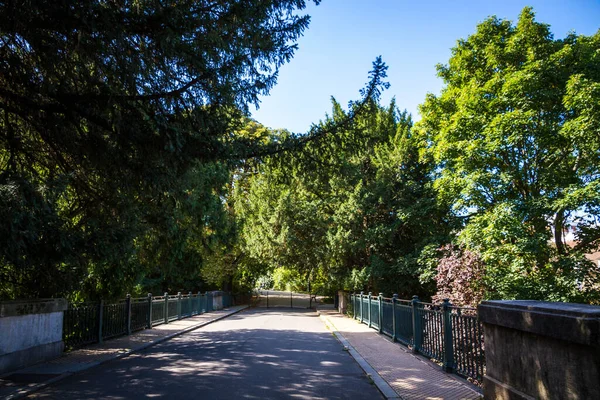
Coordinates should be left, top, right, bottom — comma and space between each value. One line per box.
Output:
3, 4, 598, 306
417, 8, 600, 303
0, 0, 322, 299
234, 98, 451, 298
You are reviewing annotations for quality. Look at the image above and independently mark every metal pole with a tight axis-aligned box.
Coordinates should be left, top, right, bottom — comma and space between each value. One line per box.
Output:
98, 299, 104, 344
360, 291, 364, 323
378, 293, 384, 334
164, 292, 169, 324
177, 292, 182, 319
266, 290, 269, 308
206, 291, 213, 312
442, 299, 455, 372
126, 294, 132, 335
392, 294, 398, 342
147, 293, 153, 329
368, 292, 373, 328
411, 295, 422, 354
290, 291, 293, 309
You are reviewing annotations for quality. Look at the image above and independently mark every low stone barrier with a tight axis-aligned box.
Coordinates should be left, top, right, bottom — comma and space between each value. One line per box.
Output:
211, 291, 224, 310
0, 298, 68, 374
478, 300, 600, 400
337, 290, 348, 314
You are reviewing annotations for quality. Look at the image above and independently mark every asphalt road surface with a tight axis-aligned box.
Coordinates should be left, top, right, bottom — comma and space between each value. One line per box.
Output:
31, 308, 382, 399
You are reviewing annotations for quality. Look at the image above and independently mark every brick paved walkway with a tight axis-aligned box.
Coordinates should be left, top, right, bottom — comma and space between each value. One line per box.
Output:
0, 305, 248, 399
318, 309, 482, 400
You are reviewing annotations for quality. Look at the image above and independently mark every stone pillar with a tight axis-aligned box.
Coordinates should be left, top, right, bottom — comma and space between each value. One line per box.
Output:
0, 299, 68, 374
337, 290, 347, 314
478, 300, 600, 400
210, 291, 224, 310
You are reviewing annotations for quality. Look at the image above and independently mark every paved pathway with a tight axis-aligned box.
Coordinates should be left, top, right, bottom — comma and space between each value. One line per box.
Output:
0, 306, 247, 399
318, 308, 482, 400
256, 290, 321, 309
26, 308, 382, 399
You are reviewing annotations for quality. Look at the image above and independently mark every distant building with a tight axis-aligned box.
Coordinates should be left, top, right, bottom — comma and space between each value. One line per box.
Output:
555, 225, 599, 267
587, 251, 600, 268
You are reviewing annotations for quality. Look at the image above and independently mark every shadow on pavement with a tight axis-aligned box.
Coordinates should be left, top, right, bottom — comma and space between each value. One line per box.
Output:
30, 308, 382, 400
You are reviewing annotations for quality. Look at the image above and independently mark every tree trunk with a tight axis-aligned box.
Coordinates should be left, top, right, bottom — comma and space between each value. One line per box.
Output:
554, 209, 566, 255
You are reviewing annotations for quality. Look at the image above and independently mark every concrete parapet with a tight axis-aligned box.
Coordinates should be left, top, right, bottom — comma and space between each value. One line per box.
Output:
1, 298, 67, 317
210, 291, 224, 310
0, 299, 68, 374
337, 291, 348, 314
478, 300, 600, 400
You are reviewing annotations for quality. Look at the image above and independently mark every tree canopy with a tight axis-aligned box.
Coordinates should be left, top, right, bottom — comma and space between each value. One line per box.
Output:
1, 0, 317, 298
416, 7, 600, 303
233, 99, 452, 298
0, 0, 394, 299
1, 5, 599, 305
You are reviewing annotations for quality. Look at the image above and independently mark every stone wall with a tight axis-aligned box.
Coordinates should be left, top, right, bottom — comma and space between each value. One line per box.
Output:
478, 300, 600, 400
0, 299, 67, 374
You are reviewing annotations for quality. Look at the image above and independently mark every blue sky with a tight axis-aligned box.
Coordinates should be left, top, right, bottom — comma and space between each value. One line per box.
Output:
251, 0, 600, 133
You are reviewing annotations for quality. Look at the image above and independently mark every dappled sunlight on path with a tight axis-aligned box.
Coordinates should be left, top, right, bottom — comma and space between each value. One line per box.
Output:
319, 309, 482, 400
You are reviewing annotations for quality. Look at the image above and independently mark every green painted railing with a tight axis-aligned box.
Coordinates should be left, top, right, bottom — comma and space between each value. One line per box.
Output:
350, 292, 485, 383
62, 302, 99, 348
63, 291, 233, 350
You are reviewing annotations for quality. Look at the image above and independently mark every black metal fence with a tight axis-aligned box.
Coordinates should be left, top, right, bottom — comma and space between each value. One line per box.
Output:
63, 291, 232, 350
350, 292, 485, 384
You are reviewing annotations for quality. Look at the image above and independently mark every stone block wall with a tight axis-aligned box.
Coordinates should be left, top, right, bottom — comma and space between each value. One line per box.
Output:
478, 300, 600, 400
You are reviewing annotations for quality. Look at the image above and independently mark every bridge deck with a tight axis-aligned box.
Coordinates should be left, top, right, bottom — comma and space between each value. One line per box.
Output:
26, 307, 381, 399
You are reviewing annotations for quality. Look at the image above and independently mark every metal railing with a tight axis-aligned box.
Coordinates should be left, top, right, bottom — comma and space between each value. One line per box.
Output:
350, 292, 485, 384
63, 291, 232, 350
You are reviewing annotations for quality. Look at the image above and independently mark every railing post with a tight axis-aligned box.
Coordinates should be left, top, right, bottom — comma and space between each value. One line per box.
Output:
442, 299, 455, 373
188, 291, 193, 316
290, 291, 293, 309
147, 293, 153, 329
197, 292, 202, 314
368, 292, 372, 328
164, 292, 169, 324
392, 294, 398, 342
177, 292, 182, 319
360, 291, 364, 323
125, 294, 132, 335
206, 291, 212, 312
98, 299, 104, 344
266, 290, 269, 308
378, 293, 384, 333
352, 293, 356, 319
411, 295, 422, 354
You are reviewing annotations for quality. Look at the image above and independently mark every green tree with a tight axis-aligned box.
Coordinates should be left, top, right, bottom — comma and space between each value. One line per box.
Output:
1, 0, 325, 298
417, 8, 600, 302
235, 98, 450, 298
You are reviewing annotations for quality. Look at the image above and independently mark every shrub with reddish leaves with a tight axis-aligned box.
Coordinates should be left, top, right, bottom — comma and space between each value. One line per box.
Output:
433, 244, 485, 307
